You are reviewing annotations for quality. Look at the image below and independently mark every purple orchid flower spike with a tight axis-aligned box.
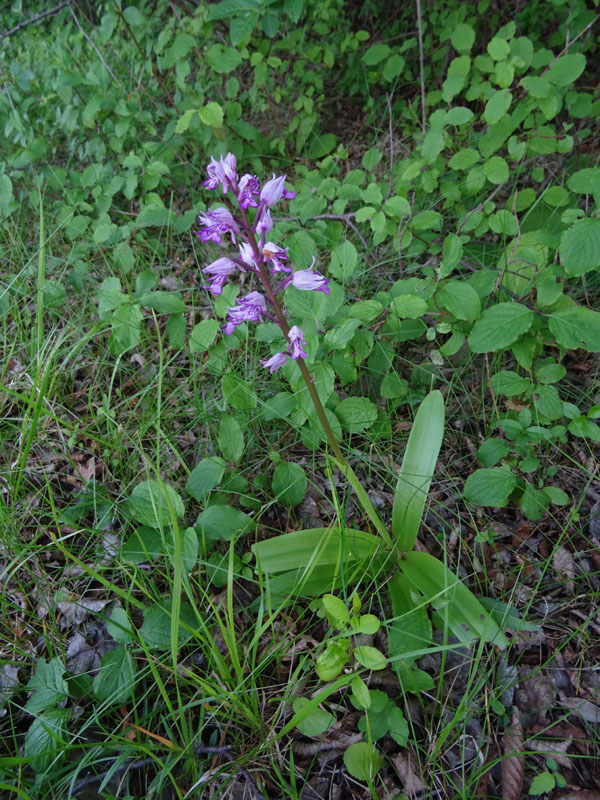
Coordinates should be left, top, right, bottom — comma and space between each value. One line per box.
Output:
203, 153, 238, 192
291, 265, 329, 294
237, 174, 260, 209
255, 207, 273, 235
260, 352, 288, 373
260, 174, 288, 207
239, 242, 258, 269
223, 291, 267, 335
262, 242, 291, 274
288, 326, 308, 360
202, 257, 239, 295
195, 207, 240, 244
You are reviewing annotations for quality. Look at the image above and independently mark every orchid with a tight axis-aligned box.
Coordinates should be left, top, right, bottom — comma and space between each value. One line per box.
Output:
195, 207, 239, 244
195, 155, 328, 377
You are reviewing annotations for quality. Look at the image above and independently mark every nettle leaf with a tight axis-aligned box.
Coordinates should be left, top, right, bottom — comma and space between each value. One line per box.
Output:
546, 53, 586, 87
469, 302, 534, 353
464, 467, 516, 506
436, 281, 480, 322
129, 480, 184, 528
548, 306, 600, 352
559, 217, 600, 276
25, 658, 68, 714
335, 397, 378, 434
272, 461, 307, 507
92, 646, 135, 705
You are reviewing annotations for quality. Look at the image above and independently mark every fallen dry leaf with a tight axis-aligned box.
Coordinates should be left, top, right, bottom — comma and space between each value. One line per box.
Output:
553, 545, 576, 593
501, 709, 524, 800
559, 697, 600, 724
391, 750, 424, 798
527, 736, 572, 768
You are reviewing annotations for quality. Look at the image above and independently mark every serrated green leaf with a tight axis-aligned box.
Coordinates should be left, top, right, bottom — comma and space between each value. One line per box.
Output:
464, 467, 516, 505
469, 302, 534, 353
25, 659, 68, 714
129, 480, 184, 528
198, 101, 224, 127
548, 306, 600, 352
92, 647, 135, 705
436, 281, 480, 322
335, 397, 378, 434
559, 217, 600, 276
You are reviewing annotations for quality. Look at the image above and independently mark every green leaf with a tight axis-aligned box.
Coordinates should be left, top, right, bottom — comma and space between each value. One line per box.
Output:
469, 302, 534, 353
292, 697, 335, 737
109, 303, 142, 354
548, 306, 600, 352
353, 645, 387, 670
389, 294, 428, 319
343, 742, 383, 781
450, 23, 475, 53
491, 370, 531, 396
484, 89, 512, 125
106, 607, 134, 644
24, 709, 69, 773
351, 675, 371, 709
422, 127, 444, 164
412, 210, 442, 230
122, 525, 198, 571
218, 416, 244, 462
445, 106, 474, 125
135, 204, 171, 228
138, 291, 185, 313
487, 37, 510, 61
392, 390, 444, 552
398, 552, 508, 646
25, 659, 68, 714
325, 318, 362, 350
316, 641, 349, 681
559, 218, 600, 276
206, 44, 243, 73
484, 155, 509, 185
388, 706, 409, 746
436, 281, 480, 322
520, 76, 551, 98
195, 505, 255, 541
546, 53, 586, 87
322, 593, 350, 627
380, 373, 408, 399
388, 573, 432, 669
477, 438, 510, 467
92, 647, 135, 705
175, 109, 196, 134
449, 148, 480, 169
198, 101, 224, 127
362, 44, 391, 66
567, 168, 600, 195
129, 480, 184, 528
335, 397, 378, 434
328, 239, 358, 281
464, 467, 516, 506
185, 457, 226, 502
272, 461, 307, 506
383, 53, 405, 81
222, 373, 257, 410
140, 599, 196, 649
190, 319, 220, 353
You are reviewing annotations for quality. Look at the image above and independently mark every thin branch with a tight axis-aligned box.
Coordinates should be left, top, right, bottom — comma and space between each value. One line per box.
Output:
0, 1, 69, 41
385, 93, 395, 202
68, 3, 126, 92
415, 0, 426, 134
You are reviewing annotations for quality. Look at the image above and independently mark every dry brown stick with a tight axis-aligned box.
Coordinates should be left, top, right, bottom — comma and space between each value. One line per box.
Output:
0, 1, 69, 41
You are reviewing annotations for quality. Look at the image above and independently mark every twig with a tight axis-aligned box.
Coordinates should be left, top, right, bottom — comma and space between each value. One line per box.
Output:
415, 0, 426, 134
68, 4, 125, 92
0, 1, 69, 41
541, 12, 600, 74
385, 93, 395, 201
